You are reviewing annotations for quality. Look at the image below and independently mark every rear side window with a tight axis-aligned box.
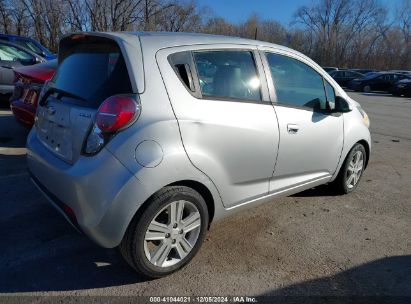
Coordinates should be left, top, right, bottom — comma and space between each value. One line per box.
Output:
193, 50, 261, 101
266, 53, 327, 110
53, 39, 132, 108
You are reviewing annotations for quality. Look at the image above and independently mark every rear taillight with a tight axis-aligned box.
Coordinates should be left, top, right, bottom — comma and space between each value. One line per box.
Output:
96, 95, 138, 132
84, 95, 141, 155
24, 89, 39, 106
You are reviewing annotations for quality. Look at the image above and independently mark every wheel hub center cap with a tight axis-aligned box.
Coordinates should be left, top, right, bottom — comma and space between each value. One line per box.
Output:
171, 228, 179, 239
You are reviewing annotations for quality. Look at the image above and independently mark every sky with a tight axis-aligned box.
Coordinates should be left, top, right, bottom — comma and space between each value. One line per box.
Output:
197, 0, 402, 26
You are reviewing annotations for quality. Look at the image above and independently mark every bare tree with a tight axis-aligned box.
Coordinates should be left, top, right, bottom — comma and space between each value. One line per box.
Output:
0, 0, 408, 69
396, 0, 411, 67
155, 0, 202, 32
0, 0, 11, 33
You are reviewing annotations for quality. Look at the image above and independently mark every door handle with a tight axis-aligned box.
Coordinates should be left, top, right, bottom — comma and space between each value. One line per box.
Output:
287, 123, 299, 134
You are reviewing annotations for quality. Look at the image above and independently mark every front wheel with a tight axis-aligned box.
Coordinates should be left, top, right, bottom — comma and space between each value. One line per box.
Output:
120, 186, 208, 278
333, 143, 366, 194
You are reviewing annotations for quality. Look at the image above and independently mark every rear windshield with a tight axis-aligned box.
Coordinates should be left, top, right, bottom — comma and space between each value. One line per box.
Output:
52, 39, 132, 108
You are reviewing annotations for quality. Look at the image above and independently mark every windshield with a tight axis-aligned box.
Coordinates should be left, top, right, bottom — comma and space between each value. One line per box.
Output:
14, 39, 44, 56
0, 44, 32, 61
362, 72, 379, 79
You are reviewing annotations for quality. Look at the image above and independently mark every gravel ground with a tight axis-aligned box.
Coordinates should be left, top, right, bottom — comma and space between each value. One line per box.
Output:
0, 92, 410, 298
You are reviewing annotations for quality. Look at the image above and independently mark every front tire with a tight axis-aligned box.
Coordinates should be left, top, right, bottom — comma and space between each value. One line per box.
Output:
119, 186, 208, 278
333, 143, 366, 194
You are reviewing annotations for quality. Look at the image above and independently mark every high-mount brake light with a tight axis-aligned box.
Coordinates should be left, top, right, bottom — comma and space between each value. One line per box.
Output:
71, 34, 87, 40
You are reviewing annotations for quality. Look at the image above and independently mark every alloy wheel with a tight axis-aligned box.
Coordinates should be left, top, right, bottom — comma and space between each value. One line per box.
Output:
144, 200, 201, 267
346, 150, 364, 189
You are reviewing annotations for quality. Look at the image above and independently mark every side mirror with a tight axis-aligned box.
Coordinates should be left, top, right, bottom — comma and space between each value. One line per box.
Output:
334, 96, 352, 113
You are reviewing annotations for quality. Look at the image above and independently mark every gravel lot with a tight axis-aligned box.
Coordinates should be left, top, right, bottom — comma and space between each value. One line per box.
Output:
0, 92, 410, 298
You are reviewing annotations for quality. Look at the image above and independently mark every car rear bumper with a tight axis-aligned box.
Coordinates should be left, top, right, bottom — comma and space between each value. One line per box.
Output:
27, 129, 149, 248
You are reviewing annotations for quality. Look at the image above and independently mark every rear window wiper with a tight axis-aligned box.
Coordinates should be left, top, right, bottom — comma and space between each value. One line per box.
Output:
40, 87, 87, 105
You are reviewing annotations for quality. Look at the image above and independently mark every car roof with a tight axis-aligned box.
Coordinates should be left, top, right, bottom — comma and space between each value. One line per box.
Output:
0, 33, 31, 40
78, 31, 303, 58
135, 32, 297, 52
371, 72, 403, 75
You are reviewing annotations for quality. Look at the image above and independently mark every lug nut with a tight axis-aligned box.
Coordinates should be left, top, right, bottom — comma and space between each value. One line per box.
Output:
172, 239, 176, 244
179, 229, 183, 234
165, 233, 170, 238
173, 223, 178, 228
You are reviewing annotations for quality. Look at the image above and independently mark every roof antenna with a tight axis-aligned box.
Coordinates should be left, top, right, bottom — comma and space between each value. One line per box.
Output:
254, 27, 258, 40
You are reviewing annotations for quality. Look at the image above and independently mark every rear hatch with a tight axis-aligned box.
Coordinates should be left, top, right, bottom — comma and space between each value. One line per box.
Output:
35, 35, 134, 164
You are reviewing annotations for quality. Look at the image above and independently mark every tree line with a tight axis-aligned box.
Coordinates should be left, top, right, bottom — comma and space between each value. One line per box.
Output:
0, 0, 410, 70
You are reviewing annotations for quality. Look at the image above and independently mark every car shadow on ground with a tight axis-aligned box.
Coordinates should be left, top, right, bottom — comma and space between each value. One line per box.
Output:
0, 110, 149, 292
260, 255, 411, 297
0, 166, 149, 292
360, 92, 392, 97
291, 184, 337, 197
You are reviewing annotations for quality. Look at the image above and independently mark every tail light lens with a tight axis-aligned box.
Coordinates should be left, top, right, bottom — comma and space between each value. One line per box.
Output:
84, 95, 141, 155
24, 89, 39, 106
96, 95, 138, 132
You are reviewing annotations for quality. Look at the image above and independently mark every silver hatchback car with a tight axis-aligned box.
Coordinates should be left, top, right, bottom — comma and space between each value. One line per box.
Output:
27, 32, 371, 278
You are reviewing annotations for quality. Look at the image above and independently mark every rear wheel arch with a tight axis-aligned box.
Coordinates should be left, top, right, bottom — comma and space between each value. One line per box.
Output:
168, 180, 215, 226
119, 185, 209, 277
125, 179, 215, 237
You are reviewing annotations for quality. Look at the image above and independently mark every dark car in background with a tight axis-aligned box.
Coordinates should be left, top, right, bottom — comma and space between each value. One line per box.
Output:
0, 40, 46, 100
0, 34, 56, 60
390, 78, 411, 97
363, 71, 379, 78
330, 70, 364, 87
350, 69, 377, 75
322, 66, 338, 73
348, 72, 410, 93
10, 60, 57, 127
386, 70, 411, 75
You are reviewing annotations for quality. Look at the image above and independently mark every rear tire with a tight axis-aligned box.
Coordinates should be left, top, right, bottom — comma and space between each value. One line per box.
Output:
363, 85, 371, 93
119, 186, 208, 278
333, 143, 366, 194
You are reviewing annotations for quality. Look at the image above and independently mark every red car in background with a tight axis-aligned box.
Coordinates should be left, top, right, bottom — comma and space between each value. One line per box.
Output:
10, 60, 57, 127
